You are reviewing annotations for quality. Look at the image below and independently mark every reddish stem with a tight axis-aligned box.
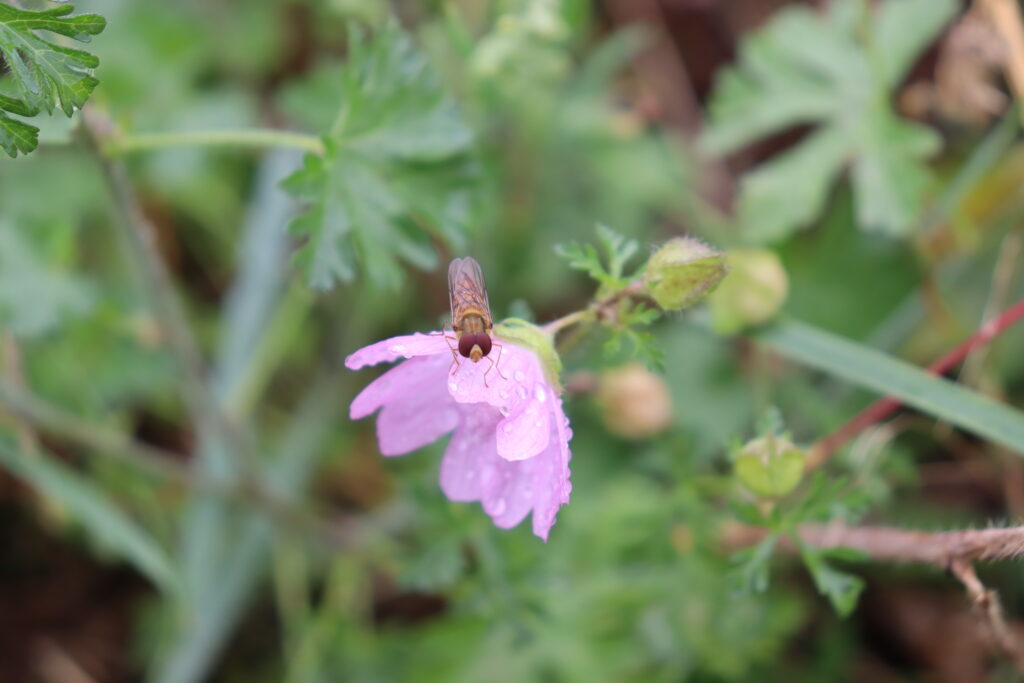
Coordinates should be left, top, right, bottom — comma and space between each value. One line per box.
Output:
813, 299, 1024, 462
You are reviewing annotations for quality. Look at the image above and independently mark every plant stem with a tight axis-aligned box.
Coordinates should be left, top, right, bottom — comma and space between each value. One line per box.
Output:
542, 279, 646, 336
811, 298, 1024, 464
103, 128, 324, 156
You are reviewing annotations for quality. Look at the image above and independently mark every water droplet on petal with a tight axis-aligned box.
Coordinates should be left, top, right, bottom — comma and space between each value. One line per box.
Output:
514, 370, 525, 382
390, 344, 406, 353
516, 386, 527, 400
535, 385, 547, 402
449, 382, 459, 392
492, 498, 507, 515
534, 420, 543, 428
499, 406, 510, 417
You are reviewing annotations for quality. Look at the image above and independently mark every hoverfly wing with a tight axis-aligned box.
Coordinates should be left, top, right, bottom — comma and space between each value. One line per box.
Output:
447, 257, 492, 329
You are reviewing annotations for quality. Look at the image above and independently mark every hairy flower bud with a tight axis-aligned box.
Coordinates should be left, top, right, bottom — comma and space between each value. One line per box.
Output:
708, 249, 788, 334
643, 237, 728, 311
734, 434, 805, 499
597, 363, 673, 439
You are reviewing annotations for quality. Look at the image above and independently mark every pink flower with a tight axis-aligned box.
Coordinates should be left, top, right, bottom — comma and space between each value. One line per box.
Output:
346, 331, 572, 541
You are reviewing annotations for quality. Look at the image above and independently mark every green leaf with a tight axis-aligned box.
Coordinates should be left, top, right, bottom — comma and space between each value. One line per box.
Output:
0, 224, 94, 337
0, 2, 106, 157
555, 223, 641, 294
873, 0, 960, 88
704, 0, 957, 239
797, 542, 864, 617
755, 318, 1024, 456
730, 533, 778, 594
282, 22, 476, 289
0, 440, 176, 592
0, 109, 38, 156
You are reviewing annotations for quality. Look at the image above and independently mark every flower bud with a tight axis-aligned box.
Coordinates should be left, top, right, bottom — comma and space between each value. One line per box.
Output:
493, 317, 562, 391
734, 434, 805, 499
597, 363, 673, 440
643, 237, 728, 311
708, 248, 788, 334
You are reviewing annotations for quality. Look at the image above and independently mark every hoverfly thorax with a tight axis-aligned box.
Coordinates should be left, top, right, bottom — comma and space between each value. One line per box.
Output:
448, 257, 494, 364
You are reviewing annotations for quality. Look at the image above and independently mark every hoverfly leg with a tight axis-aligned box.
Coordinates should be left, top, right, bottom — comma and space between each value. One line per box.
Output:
441, 321, 460, 375
482, 342, 508, 388
491, 342, 509, 381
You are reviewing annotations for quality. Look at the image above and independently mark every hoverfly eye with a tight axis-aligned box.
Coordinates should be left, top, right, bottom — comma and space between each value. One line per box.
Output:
458, 334, 475, 358
476, 334, 492, 357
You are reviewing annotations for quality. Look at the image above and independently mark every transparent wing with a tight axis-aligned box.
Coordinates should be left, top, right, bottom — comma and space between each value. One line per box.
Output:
447, 257, 492, 327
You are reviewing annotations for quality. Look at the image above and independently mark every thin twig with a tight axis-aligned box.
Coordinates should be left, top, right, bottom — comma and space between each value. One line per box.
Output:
949, 559, 1024, 673
727, 519, 1024, 667
810, 299, 1024, 466
979, 0, 1024, 123
542, 280, 647, 336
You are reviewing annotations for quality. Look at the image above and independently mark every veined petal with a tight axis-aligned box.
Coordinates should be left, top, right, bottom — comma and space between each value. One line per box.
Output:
530, 389, 573, 542
351, 354, 438, 419
448, 338, 552, 462
495, 389, 550, 461
345, 332, 450, 370
439, 406, 502, 502
376, 355, 458, 456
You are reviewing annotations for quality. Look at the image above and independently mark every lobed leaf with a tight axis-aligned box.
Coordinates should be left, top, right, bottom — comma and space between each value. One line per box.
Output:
0, 2, 106, 157
704, 0, 957, 240
282, 22, 477, 290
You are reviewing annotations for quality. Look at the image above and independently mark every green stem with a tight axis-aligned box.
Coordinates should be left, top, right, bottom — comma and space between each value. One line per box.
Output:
103, 128, 325, 156
542, 279, 647, 336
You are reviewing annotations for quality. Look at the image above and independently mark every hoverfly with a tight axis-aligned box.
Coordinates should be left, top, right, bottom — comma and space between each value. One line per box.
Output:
445, 257, 504, 383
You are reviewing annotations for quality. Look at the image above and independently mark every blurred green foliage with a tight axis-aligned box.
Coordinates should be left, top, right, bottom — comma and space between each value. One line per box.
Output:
1, 0, 1024, 681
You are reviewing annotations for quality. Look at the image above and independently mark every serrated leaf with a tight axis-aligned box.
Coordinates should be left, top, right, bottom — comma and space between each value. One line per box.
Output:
0, 440, 176, 592
0, 109, 38, 156
704, 0, 957, 240
798, 542, 864, 617
0, 3, 106, 157
0, 224, 94, 337
282, 22, 476, 289
730, 533, 778, 594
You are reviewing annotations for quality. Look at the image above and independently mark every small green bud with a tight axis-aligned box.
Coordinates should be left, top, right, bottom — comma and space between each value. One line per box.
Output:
494, 317, 563, 391
708, 248, 788, 334
734, 434, 805, 499
643, 237, 728, 311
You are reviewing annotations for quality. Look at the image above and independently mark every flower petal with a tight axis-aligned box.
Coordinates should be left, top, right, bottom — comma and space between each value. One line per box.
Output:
530, 389, 573, 542
375, 356, 458, 456
439, 405, 502, 502
495, 388, 550, 461
345, 332, 451, 370
448, 339, 552, 461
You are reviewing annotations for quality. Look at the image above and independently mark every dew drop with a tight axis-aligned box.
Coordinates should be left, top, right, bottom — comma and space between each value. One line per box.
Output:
499, 406, 510, 417
534, 420, 543, 428
390, 344, 406, 353
535, 385, 547, 402
491, 498, 507, 515
449, 382, 459, 392
514, 370, 525, 382
516, 386, 527, 400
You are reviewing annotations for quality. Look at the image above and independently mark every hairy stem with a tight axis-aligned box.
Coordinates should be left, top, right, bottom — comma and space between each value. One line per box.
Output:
543, 279, 647, 336
103, 128, 325, 156
811, 298, 1024, 464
